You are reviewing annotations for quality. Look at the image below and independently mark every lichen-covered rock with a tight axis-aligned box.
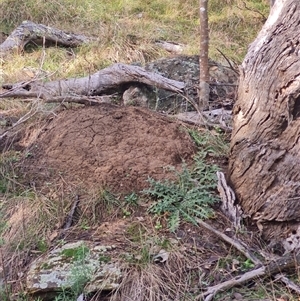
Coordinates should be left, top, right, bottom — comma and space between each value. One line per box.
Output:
145, 55, 237, 113
26, 241, 121, 299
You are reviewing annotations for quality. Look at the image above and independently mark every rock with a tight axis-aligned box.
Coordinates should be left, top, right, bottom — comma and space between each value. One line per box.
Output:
145, 55, 238, 113
123, 84, 151, 107
26, 241, 121, 299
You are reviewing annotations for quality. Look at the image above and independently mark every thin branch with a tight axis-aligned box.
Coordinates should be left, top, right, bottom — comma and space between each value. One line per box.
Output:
274, 273, 300, 295
216, 48, 239, 75
236, 1, 267, 22
196, 218, 262, 266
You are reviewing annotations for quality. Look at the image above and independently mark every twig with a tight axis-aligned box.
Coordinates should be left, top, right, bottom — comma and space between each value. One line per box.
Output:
44, 95, 114, 106
274, 273, 300, 295
0, 101, 39, 141
216, 48, 239, 75
63, 195, 80, 230
196, 218, 262, 266
236, 1, 267, 22
209, 82, 237, 87
0, 248, 10, 299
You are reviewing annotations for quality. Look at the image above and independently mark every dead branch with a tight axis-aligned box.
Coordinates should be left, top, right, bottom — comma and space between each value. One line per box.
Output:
195, 247, 300, 301
62, 195, 80, 230
196, 210, 300, 299
1, 63, 185, 100
216, 48, 239, 76
196, 218, 262, 266
173, 110, 232, 132
44, 95, 114, 106
274, 273, 300, 294
195, 253, 300, 301
0, 20, 92, 55
236, 2, 267, 22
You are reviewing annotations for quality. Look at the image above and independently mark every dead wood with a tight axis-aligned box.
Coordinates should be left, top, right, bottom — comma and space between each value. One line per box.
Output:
154, 40, 185, 54
1, 63, 185, 100
0, 20, 92, 55
173, 110, 232, 132
196, 211, 300, 299
196, 251, 300, 301
196, 218, 262, 266
274, 274, 300, 294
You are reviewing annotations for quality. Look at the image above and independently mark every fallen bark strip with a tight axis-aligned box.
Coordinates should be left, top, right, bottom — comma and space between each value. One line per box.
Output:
1, 63, 185, 99
195, 252, 300, 301
0, 20, 92, 54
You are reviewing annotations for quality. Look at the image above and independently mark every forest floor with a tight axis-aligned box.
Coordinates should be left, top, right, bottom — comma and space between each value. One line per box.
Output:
1, 1, 299, 300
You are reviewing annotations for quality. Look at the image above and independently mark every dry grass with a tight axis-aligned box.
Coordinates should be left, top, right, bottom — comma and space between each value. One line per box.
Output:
0, 0, 270, 85
110, 254, 194, 301
3, 1, 297, 300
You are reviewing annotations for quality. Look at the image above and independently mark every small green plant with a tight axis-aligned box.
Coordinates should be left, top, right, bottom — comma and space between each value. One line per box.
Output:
123, 245, 152, 267
122, 208, 132, 218
124, 192, 139, 206
98, 254, 111, 263
36, 238, 48, 253
61, 244, 90, 261
188, 129, 229, 158
154, 220, 163, 230
241, 258, 255, 271
55, 245, 92, 301
144, 151, 218, 232
80, 219, 91, 230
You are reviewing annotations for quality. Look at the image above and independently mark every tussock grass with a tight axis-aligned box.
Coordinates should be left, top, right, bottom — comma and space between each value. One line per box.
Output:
111, 249, 196, 301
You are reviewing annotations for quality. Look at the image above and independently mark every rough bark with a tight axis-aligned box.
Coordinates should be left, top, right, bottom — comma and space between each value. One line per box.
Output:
0, 20, 91, 55
229, 0, 300, 240
199, 0, 210, 109
1, 63, 185, 100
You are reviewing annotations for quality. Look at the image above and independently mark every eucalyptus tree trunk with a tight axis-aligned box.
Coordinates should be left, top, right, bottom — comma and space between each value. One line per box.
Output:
199, 0, 210, 109
229, 0, 300, 241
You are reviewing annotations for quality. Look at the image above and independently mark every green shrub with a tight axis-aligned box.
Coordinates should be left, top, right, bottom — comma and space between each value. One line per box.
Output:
144, 152, 218, 232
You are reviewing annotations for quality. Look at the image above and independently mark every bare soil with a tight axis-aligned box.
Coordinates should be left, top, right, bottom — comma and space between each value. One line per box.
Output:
20, 103, 196, 193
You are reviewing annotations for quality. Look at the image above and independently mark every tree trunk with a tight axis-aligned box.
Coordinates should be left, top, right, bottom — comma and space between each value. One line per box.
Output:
199, 0, 210, 109
229, 0, 300, 241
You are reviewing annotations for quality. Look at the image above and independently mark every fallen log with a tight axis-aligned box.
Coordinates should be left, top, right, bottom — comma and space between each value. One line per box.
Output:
0, 20, 92, 54
1, 63, 185, 100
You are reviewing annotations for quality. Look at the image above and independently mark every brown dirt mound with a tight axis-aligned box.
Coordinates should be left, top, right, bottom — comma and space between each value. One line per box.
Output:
21, 104, 196, 193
